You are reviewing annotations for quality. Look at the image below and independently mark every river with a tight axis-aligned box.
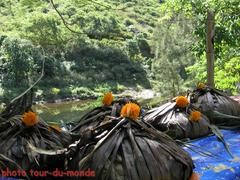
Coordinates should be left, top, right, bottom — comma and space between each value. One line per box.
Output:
32, 99, 98, 124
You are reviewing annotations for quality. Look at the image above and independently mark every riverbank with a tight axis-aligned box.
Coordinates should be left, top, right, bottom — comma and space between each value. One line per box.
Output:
33, 88, 158, 104
0, 88, 168, 123
32, 88, 166, 123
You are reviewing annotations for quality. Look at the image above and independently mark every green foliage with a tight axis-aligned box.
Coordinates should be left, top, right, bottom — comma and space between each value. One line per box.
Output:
215, 56, 240, 94
151, 14, 195, 97
0, 37, 43, 99
51, 87, 61, 95
161, 0, 239, 94
0, 37, 69, 102
185, 53, 207, 84
0, 0, 160, 102
0, 0, 239, 103
23, 13, 64, 48
65, 41, 151, 87
70, 86, 96, 98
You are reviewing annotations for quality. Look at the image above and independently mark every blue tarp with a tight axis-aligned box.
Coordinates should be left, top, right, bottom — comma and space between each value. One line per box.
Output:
184, 129, 240, 180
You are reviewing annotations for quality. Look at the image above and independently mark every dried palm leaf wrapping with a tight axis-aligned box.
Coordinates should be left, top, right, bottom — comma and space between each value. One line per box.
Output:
0, 154, 32, 179
71, 97, 139, 134
0, 114, 72, 173
144, 97, 211, 139
0, 89, 34, 120
48, 124, 73, 147
189, 85, 240, 126
68, 118, 194, 180
71, 106, 112, 134
0, 154, 22, 171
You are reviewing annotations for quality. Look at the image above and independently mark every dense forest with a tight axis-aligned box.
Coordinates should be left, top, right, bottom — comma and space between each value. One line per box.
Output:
0, 0, 239, 103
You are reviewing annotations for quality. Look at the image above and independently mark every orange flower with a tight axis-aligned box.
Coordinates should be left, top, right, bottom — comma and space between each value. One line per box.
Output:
102, 92, 114, 106
22, 111, 38, 127
175, 96, 189, 108
189, 172, 200, 180
49, 124, 62, 132
197, 82, 206, 90
189, 111, 201, 122
120, 103, 141, 121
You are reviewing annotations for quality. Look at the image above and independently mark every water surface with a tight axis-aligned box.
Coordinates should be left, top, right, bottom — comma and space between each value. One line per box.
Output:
32, 100, 98, 124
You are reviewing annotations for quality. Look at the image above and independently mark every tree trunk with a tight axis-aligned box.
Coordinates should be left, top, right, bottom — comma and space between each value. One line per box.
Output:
206, 10, 215, 87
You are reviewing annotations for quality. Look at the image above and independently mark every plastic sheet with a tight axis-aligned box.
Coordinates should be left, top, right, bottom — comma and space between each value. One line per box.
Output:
184, 129, 240, 180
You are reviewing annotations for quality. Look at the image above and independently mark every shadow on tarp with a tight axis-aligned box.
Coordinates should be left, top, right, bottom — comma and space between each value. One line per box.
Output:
184, 129, 240, 180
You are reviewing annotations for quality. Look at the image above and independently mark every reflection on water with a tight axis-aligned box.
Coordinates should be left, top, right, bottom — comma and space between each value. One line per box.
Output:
32, 100, 99, 124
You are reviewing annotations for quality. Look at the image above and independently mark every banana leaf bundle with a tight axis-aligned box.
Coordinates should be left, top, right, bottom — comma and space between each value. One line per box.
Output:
70, 105, 112, 134
67, 103, 194, 180
0, 154, 31, 179
0, 89, 34, 120
189, 83, 240, 126
0, 112, 72, 175
0, 154, 22, 171
144, 96, 211, 139
71, 92, 139, 134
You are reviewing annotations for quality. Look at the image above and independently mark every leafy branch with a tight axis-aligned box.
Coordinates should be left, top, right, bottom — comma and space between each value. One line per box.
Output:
49, 0, 129, 40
